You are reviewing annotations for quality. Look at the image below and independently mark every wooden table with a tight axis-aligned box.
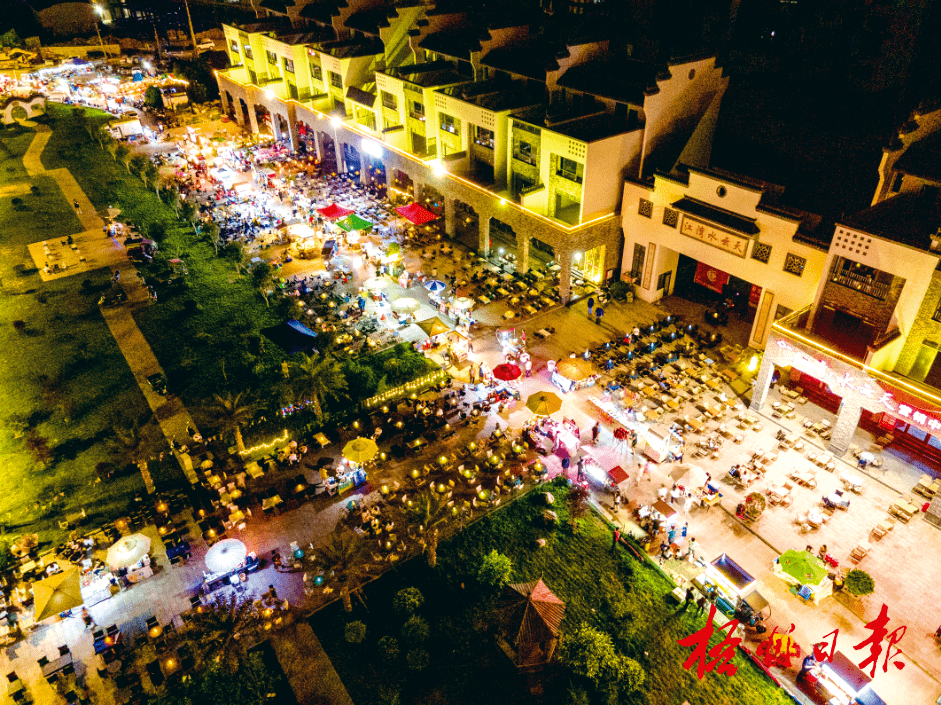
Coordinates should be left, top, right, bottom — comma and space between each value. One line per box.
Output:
890, 499, 918, 522
41, 653, 72, 678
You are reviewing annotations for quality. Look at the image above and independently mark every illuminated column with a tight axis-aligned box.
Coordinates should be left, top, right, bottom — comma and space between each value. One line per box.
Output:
444, 197, 455, 237
479, 216, 490, 257
271, 114, 283, 142
247, 100, 259, 135
232, 96, 245, 126
284, 105, 300, 153
828, 399, 863, 455
219, 89, 229, 116
749, 355, 775, 411
558, 249, 573, 303
312, 129, 324, 162
516, 233, 530, 275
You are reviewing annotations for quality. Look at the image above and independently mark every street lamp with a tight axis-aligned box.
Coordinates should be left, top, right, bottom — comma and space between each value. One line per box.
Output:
93, 5, 109, 60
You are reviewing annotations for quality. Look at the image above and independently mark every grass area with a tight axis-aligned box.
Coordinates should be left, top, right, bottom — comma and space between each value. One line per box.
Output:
0, 119, 149, 551
311, 480, 794, 705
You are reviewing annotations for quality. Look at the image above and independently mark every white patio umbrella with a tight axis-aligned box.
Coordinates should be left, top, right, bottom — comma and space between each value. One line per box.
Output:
669, 464, 709, 488
364, 277, 390, 291
106, 534, 151, 570
392, 297, 421, 314
452, 296, 475, 310
205, 538, 247, 574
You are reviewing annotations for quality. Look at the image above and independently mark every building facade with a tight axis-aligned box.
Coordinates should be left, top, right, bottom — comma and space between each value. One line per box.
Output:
751, 105, 941, 460
214, 3, 730, 299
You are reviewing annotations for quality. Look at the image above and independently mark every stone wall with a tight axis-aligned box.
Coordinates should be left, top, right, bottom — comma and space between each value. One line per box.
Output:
816, 257, 906, 335
895, 274, 941, 376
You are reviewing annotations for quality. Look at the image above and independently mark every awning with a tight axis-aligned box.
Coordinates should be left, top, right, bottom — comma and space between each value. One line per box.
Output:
395, 202, 438, 225
336, 214, 373, 232
317, 203, 354, 220
608, 466, 629, 484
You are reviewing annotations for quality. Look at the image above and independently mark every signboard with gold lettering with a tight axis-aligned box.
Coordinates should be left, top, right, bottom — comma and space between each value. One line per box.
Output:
679, 216, 751, 258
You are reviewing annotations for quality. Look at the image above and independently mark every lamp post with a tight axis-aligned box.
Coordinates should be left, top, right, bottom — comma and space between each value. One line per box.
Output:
93, 5, 109, 60
183, 0, 199, 61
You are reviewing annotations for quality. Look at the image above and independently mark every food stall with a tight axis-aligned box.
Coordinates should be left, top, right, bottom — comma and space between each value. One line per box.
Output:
444, 330, 469, 364
773, 549, 833, 604
694, 553, 756, 624
800, 651, 887, 705
325, 465, 368, 496
589, 396, 634, 432
643, 425, 674, 463
552, 358, 598, 393
202, 539, 262, 593
105, 534, 154, 586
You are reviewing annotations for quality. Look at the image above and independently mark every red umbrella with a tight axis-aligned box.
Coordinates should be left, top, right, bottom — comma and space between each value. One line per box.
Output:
613, 427, 629, 440
395, 202, 438, 225
492, 363, 522, 381
317, 203, 354, 220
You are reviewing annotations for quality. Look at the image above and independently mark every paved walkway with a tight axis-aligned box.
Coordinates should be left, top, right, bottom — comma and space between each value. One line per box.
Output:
271, 622, 355, 705
21, 126, 198, 488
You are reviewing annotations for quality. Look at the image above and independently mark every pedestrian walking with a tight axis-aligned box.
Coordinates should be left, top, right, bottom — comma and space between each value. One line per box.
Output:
678, 586, 694, 611
587, 297, 594, 316
696, 595, 707, 616
667, 526, 676, 544
612, 526, 621, 549
595, 307, 604, 325
687, 537, 698, 562
524, 358, 532, 377
73, 200, 81, 215
613, 489, 621, 510
681, 521, 688, 539
684, 494, 694, 514
81, 607, 96, 629
592, 422, 601, 444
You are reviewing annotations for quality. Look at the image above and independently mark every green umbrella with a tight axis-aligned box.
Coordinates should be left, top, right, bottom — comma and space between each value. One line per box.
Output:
777, 549, 827, 585
336, 214, 373, 232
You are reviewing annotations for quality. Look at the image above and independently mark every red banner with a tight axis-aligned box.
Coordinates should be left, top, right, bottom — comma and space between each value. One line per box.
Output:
750, 284, 762, 307
694, 262, 730, 293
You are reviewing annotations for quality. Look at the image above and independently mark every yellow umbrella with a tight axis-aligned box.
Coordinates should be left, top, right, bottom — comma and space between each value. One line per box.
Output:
343, 437, 379, 464
33, 567, 84, 621
556, 358, 596, 381
415, 316, 453, 337
526, 391, 563, 416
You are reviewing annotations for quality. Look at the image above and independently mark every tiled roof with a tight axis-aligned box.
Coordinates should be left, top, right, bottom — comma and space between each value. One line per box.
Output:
840, 190, 941, 253
556, 57, 658, 105
895, 130, 941, 185
480, 42, 564, 82
418, 27, 489, 60
496, 579, 566, 644
671, 197, 761, 235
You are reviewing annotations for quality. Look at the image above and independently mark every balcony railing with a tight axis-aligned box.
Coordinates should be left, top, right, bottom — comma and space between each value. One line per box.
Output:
513, 153, 535, 166
830, 271, 890, 300
555, 169, 582, 184
408, 110, 426, 121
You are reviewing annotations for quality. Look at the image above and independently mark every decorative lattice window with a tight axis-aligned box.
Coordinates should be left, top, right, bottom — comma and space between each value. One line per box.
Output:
751, 242, 772, 264
784, 253, 806, 276
662, 207, 678, 228
639, 198, 653, 218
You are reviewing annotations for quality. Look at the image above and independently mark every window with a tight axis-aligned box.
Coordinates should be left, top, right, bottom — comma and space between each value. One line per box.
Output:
230, 40, 239, 54
558, 156, 581, 183
310, 64, 322, 81
515, 121, 540, 136
329, 71, 342, 88
891, 173, 904, 193
409, 100, 425, 120
474, 126, 494, 149
657, 271, 671, 291
266, 50, 278, 65
662, 207, 678, 228
283, 58, 294, 74
243, 45, 253, 60
440, 113, 457, 134
631, 243, 646, 281
515, 140, 534, 165
751, 242, 772, 263
638, 198, 653, 218
381, 91, 397, 110
783, 253, 806, 276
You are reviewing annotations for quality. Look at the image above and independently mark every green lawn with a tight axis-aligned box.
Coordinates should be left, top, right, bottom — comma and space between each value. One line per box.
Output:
311, 480, 794, 705
0, 119, 149, 551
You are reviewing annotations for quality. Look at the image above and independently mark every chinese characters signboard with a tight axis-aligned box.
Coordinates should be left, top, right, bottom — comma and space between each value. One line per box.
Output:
774, 337, 941, 436
680, 215, 751, 258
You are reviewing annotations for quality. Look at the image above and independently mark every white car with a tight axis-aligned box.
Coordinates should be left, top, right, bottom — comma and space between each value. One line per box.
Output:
196, 39, 215, 52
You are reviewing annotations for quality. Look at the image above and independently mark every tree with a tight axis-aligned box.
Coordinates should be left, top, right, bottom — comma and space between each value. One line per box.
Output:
128, 155, 148, 179
845, 569, 875, 597
565, 485, 590, 532
250, 261, 276, 307
204, 392, 254, 453
316, 531, 370, 612
291, 354, 348, 424
559, 624, 645, 697
204, 221, 222, 255
406, 649, 429, 671
177, 594, 261, 671
378, 636, 399, 662
401, 490, 452, 568
112, 143, 130, 171
24, 429, 52, 467
345, 621, 367, 644
393, 587, 424, 616
143, 161, 161, 193
109, 420, 162, 476
477, 550, 512, 589
180, 199, 199, 231
402, 616, 429, 644
144, 85, 163, 109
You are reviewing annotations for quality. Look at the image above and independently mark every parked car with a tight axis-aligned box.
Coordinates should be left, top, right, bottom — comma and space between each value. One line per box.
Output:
147, 373, 168, 395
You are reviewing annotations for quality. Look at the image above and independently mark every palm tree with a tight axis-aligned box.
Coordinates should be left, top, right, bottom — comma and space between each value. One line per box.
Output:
205, 392, 254, 453
109, 419, 162, 476
315, 531, 370, 612
401, 490, 452, 568
292, 354, 348, 424
178, 593, 260, 670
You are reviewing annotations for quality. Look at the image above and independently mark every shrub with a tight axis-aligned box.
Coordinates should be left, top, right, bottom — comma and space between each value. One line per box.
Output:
377, 636, 399, 662
345, 621, 367, 644
845, 569, 875, 596
405, 649, 429, 671
146, 221, 168, 242
393, 587, 424, 616
12, 320, 26, 333
401, 615, 429, 644
477, 550, 513, 589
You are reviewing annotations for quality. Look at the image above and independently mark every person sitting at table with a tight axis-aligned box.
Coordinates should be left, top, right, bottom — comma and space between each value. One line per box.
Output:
817, 545, 828, 561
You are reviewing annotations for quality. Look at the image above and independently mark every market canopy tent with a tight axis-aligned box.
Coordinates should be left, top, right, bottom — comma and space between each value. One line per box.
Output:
773, 550, 833, 603
317, 203, 354, 220
335, 214, 373, 232
262, 319, 319, 354
555, 358, 595, 381
669, 464, 708, 488
391, 297, 421, 314
608, 466, 629, 484
526, 391, 562, 416
415, 315, 454, 337
395, 202, 438, 225
33, 567, 84, 621
494, 578, 565, 668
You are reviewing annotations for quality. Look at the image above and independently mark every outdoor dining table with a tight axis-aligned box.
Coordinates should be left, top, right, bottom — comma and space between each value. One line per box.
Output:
523, 304, 538, 315
261, 495, 283, 511
823, 493, 850, 510
791, 469, 815, 487
497, 288, 510, 297
806, 510, 825, 528
478, 295, 492, 305
890, 498, 918, 521
40, 653, 72, 678
245, 462, 264, 479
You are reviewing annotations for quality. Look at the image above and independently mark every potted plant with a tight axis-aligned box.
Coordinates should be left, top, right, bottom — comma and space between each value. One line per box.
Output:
844, 569, 875, 597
